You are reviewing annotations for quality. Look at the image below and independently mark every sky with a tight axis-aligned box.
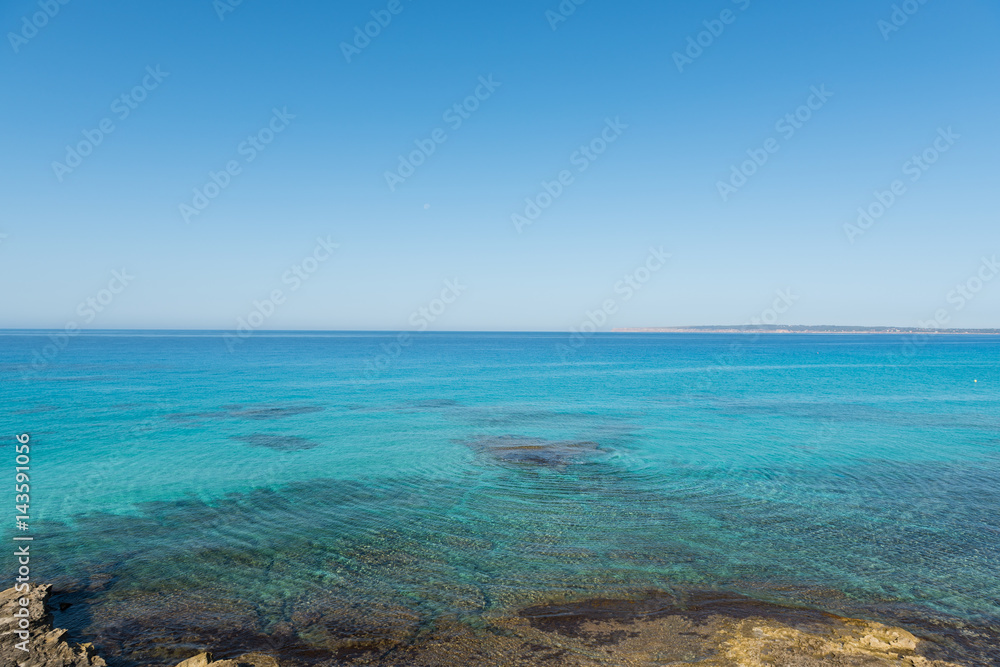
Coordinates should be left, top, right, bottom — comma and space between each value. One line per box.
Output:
2, 0, 999, 331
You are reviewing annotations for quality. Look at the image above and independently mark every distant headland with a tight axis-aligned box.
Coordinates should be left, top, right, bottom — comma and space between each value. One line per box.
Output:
611, 325, 1000, 334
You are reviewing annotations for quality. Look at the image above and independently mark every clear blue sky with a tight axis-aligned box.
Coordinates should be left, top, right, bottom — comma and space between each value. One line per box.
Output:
2, 0, 998, 330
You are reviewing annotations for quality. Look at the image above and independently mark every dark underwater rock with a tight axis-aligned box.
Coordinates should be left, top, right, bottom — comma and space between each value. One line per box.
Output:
229, 434, 321, 451
464, 435, 600, 467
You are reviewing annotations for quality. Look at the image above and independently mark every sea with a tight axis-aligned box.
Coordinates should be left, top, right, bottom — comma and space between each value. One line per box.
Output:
1, 331, 998, 664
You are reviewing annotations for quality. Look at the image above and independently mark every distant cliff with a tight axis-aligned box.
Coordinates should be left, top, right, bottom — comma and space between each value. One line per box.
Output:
612, 325, 1000, 334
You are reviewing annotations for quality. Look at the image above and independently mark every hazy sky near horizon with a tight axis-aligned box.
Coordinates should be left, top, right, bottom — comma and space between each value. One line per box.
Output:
2, 0, 999, 331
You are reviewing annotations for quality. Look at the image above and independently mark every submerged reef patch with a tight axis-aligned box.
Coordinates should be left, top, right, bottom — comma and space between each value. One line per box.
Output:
230, 434, 321, 451
166, 404, 325, 424
463, 435, 601, 467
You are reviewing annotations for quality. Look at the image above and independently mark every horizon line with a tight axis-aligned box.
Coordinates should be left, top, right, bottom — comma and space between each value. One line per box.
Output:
2, 326, 1000, 334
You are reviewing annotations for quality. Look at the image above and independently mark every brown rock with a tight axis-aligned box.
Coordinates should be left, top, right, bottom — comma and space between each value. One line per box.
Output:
175, 651, 214, 667
174, 650, 280, 667
228, 652, 281, 667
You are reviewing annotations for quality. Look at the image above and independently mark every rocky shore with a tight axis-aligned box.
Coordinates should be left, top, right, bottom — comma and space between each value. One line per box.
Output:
1, 584, 978, 666
0, 585, 274, 667
1, 584, 105, 667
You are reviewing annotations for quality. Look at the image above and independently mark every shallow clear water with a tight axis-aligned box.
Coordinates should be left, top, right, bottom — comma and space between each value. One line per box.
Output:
2, 332, 998, 662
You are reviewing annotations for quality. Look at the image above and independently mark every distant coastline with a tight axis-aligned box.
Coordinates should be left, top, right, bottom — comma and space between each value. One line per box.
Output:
612, 325, 1000, 334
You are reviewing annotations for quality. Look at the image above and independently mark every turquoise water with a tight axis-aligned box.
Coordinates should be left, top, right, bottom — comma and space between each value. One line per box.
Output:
2, 332, 999, 663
